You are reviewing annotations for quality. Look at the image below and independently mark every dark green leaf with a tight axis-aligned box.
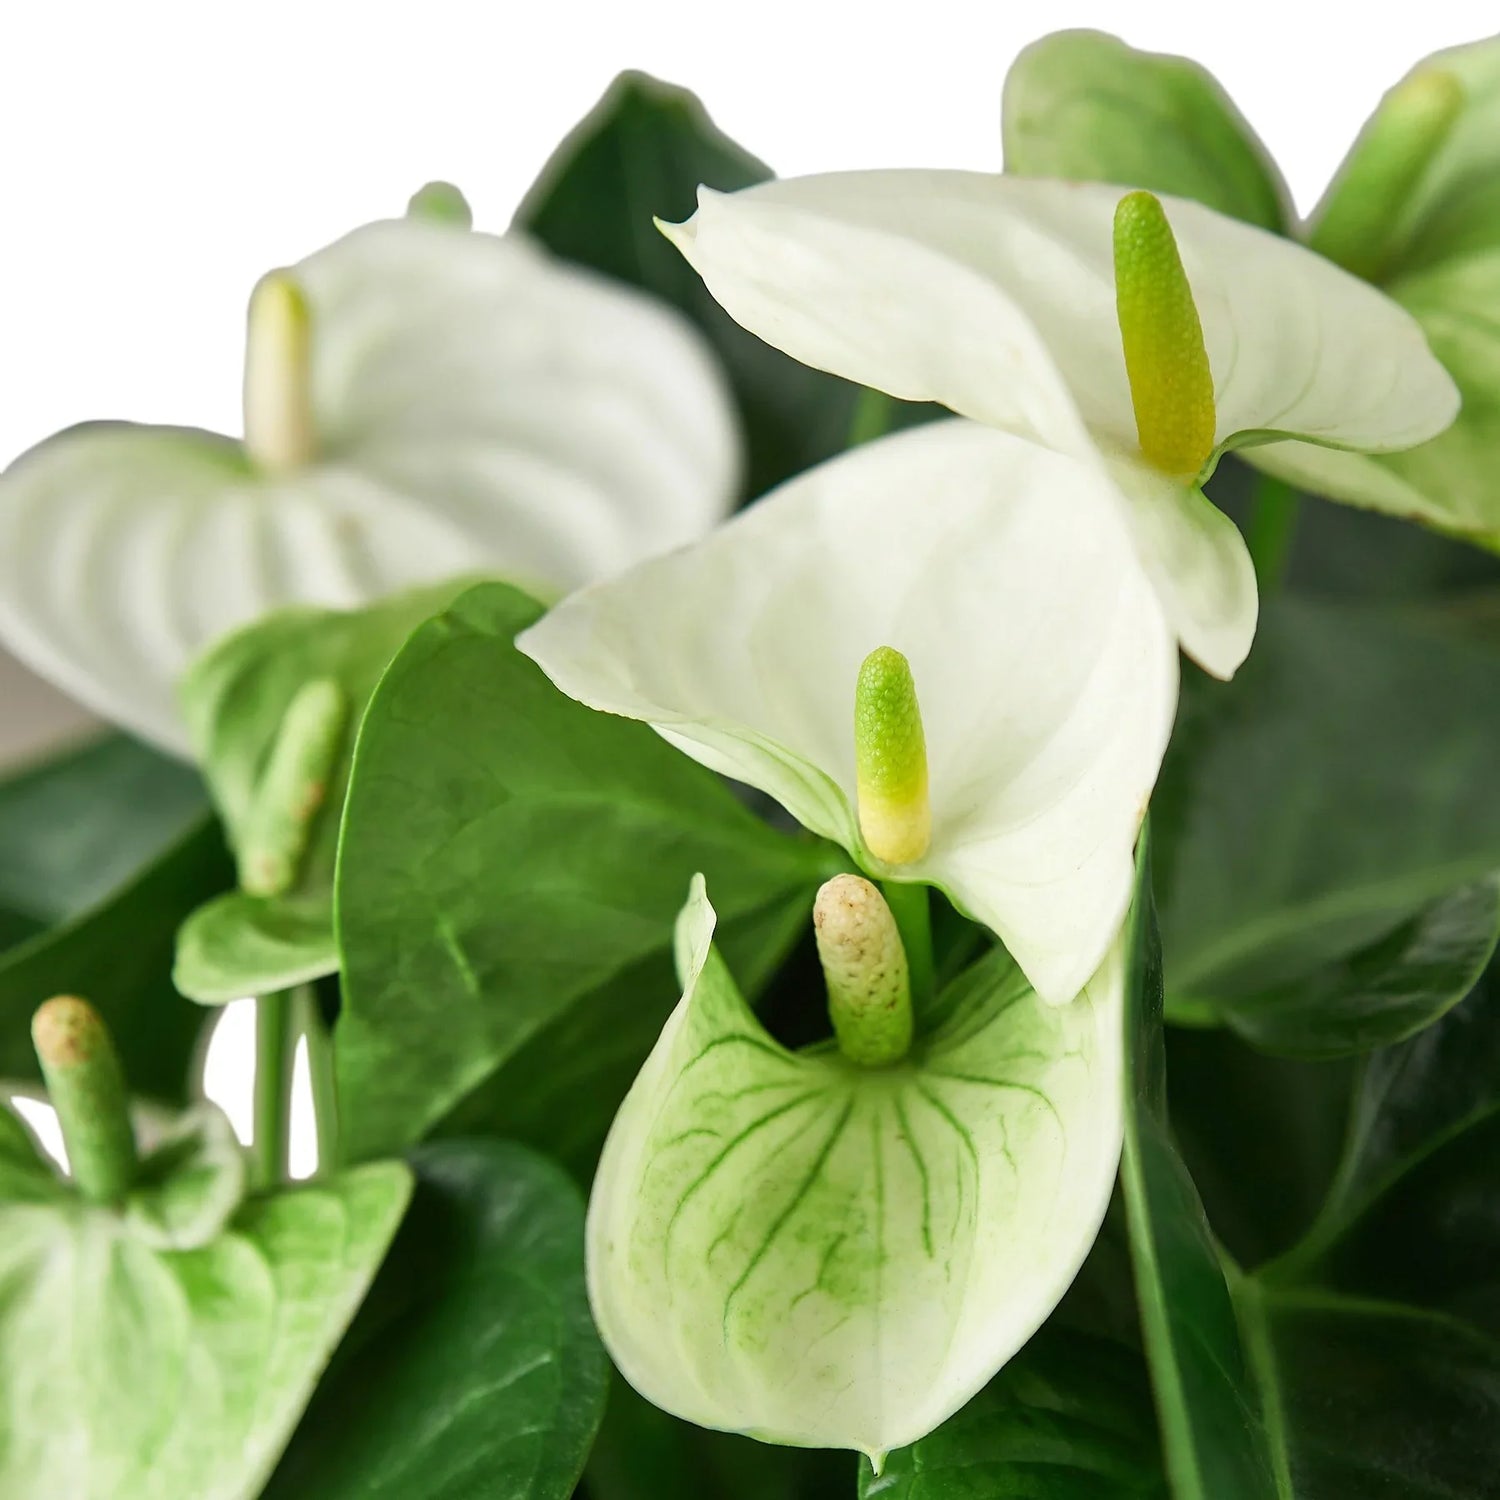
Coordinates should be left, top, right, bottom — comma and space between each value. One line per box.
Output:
335, 582, 833, 1167
0, 817, 231, 1102
585, 1379, 854, 1500
515, 71, 861, 499
176, 580, 469, 1001
1154, 596, 1500, 1054
1002, 29, 1290, 232
858, 1327, 1166, 1498
266, 1140, 605, 1500
1127, 852, 1500, 1496
0, 734, 207, 934
1118, 846, 1278, 1499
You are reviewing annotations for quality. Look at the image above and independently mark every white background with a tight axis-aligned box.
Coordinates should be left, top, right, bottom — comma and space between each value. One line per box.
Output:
1, 1, 1495, 1159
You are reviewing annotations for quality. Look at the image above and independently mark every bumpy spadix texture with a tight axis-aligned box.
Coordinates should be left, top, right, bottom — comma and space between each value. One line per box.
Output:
587, 877, 1125, 1462
660, 170, 1458, 678
814, 874, 913, 1066
0, 215, 740, 752
520, 418, 1177, 1004
1113, 191, 1216, 477
854, 648, 931, 866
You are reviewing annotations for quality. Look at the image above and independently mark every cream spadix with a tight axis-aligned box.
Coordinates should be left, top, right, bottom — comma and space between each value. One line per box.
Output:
586, 876, 1126, 1462
814, 873, 913, 1066
520, 418, 1177, 1004
243, 270, 315, 475
660, 170, 1459, 678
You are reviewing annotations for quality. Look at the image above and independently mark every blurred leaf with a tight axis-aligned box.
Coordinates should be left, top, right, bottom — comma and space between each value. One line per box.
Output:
335, 582, 833, 1168
266, 1140, 604, 1500
0, 734, 207, 941
1154, 596, 1500, 1054
0, 817, 230, 1102
1002, 29, 1290, 231
176, 580, 469, 1001
515, 71, 862, 499
0, 1123, 410, 1500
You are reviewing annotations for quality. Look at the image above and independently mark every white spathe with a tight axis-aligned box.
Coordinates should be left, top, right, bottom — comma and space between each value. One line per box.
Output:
660, 170, 1460, 677
519, 419, 1177, 1004
0, 217, 740, 753
588, 876, 1125, 1463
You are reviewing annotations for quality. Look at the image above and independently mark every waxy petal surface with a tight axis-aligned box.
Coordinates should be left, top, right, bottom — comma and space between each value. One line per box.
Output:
520, 419, 1177, 1002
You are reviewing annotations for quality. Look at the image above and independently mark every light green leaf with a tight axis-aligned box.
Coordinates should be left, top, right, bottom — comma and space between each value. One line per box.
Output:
124, 1102, 247, 1251
334, 581, 832, 1167
0, 1139, 411, 1500
589, 876, 1123, 1462
514, 70, 860, 500
858, 1326, 1167, 1498
1155, 597, 1500, 1052
175, 580, 468, 1002
1002, 29, 1291, 232
174, 894, 338, 1006
264, 1140, 605, 1500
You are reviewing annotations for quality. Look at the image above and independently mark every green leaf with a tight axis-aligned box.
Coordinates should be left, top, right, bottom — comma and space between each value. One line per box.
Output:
265, 1139, 605, 1500
124, 1101, 247, 1250
0, 818, 231, 1102
1124, 848, 1500, 1497
0, 734, 207, 936
587, 875, 1124, 1460
0, 1130, 411, 1500
1001, 29, 1291, 232
858, 1327, 1167, 1498
514, 71, 861, 499
1118, 846, 1278, 1498
1154, 596, 1500, 1054
174, 893, 338, 1005
176, 579, 470, 1002
334, 581, 832, 1167
585, 1380, 855, 1500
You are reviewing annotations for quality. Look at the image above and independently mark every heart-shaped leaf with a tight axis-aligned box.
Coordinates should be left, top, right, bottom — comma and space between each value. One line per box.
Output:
1002, 29, 1291, 232
265, 1139, 605, 1500
515, 71, 863, 499
1154, 596, 1500, 1055
175, 579, 469, 1003
334, 581, 834, 1168
0, 1110, 410, 1500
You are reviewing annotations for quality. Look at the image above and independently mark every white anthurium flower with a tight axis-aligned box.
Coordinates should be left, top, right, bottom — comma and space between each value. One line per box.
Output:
658, 170, 1460, 679
0, 204, 740, 753
588, 873, 1125, 1464
519, 417, 1177, 1004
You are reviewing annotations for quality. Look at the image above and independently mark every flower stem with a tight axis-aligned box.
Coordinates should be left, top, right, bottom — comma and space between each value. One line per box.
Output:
882, 879, 934, 1006
253, 990, 295, 1188
1247, 475, 1301, 593
298, 986, 340, 1174
846, 387, 896, 448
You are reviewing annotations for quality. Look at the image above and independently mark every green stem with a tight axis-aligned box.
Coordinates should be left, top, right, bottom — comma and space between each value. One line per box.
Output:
253, 991, 295, 1188
847, 387, 897, 448
882, 880, 934, 1005
1247, 475, 1301, 593
298, 987, 340, 1174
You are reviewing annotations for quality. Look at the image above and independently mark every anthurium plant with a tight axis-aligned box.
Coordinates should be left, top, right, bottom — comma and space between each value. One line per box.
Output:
0, 38, 1498, 1500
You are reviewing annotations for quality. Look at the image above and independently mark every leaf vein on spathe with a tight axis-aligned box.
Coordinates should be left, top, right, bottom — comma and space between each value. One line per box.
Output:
892, 1095, 934, 1258
720, 1095, 857, 1339
659, 1089, 827, 1271
922, 1070, 1067, 1136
